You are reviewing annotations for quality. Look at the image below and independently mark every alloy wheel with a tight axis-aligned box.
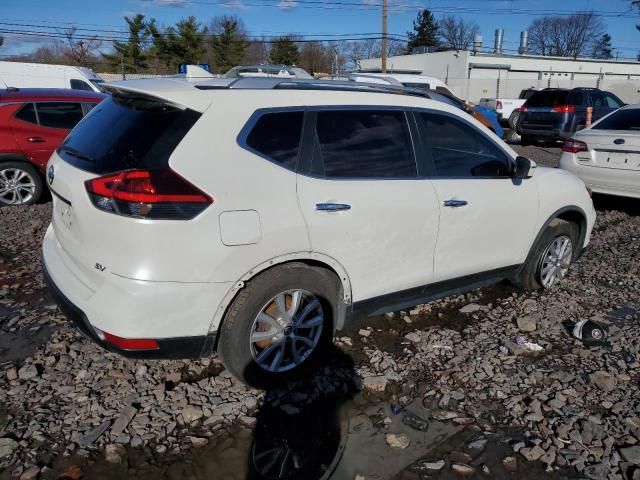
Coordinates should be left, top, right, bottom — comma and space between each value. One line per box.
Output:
249, 289, 324, 373
539, 235, 573, 288
0, 168, 37, 205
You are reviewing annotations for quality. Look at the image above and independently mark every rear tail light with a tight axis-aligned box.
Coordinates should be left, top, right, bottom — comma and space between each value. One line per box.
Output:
562, 138, 589, 154
85, 169, 212, 220
552, 105, 575, 113
98, 329, 160, 351
496, 100, 503, 110
519, 104, 527, 113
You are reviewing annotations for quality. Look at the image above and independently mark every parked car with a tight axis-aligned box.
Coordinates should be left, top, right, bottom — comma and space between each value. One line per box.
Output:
225, 64, 313, 79
479, 88, 539, 127
518, 88, 625, 145
0, 88, 105, 205
426, 89, 504, 138
43, 77, 595, 387
0, 61, 106, 93
560, 104, 640, 199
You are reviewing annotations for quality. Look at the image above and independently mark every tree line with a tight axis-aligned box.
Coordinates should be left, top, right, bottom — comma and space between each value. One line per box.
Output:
0, 8, 628, 75
407, 10, 614, 60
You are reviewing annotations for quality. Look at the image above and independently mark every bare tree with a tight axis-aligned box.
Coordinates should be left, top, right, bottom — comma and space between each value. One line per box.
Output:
344, 39, 381, 69
528, 12, 605, 59
439, 16, 479, 50
243, 39, 269, 64
65, 27, 102, 67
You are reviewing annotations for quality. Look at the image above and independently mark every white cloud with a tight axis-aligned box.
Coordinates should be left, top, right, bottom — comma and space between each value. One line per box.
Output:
278, 0, 298, 10
143, 0, 190, 7
221, 0, 248, 9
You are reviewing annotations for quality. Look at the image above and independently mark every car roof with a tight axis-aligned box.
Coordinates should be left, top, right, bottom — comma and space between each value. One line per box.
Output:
105, 76, 448, 112
0, 88, 105, 103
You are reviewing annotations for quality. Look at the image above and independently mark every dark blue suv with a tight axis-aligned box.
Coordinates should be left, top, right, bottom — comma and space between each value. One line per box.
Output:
517, 88, 624, 145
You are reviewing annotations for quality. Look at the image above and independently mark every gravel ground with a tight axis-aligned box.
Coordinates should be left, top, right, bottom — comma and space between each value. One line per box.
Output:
1, 147, 640, 480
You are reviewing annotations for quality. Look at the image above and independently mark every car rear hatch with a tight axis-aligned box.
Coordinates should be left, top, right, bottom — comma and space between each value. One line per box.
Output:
521, 90, 571, 128
46, 82, 214, 287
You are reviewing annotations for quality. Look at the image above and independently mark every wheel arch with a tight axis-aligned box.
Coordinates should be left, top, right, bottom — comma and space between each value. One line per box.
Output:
208, 253, 353, 341
0, 153, 44, 175
525, 206, 588, 265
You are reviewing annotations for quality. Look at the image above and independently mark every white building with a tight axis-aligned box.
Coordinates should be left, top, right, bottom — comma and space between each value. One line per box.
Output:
359, 50, 640, 103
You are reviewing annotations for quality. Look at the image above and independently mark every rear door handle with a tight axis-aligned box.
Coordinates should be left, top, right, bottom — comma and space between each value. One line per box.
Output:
315, 203, 351, 212
443, 199, 468, 208
27, 137, 46, 143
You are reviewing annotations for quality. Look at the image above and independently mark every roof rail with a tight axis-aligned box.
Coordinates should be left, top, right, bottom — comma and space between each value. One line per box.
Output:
194, 77, 428, 98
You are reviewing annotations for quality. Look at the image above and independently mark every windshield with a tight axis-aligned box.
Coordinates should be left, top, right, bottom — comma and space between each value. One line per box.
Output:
90, 79, 106, 92
593, 109, 640, 131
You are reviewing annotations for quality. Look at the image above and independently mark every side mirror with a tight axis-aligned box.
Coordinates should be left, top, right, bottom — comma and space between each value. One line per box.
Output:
514, 156, 536, 179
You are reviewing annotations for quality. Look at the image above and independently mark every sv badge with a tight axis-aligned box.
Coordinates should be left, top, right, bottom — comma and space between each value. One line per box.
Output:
95, 263, 106, 272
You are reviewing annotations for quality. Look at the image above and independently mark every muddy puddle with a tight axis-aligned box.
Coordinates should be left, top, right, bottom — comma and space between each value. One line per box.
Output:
51, 390, 458, 480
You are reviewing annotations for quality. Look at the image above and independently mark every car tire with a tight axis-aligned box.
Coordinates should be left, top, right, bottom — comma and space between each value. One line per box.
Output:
0, 161, 43, 206
508, 110, 520, 130
520, 135, 532, 147
218, 263, 340, 388
519, 218, 578, 291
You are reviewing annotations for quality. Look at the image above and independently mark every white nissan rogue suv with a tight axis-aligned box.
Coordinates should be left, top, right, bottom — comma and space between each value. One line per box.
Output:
43, 77, 596, 386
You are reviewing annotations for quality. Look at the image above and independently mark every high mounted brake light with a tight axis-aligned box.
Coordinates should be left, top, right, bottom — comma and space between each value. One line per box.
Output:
85, 169, 212, 220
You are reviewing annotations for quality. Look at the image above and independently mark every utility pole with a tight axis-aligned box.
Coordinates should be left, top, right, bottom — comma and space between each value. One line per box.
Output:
381, 0, 387, 73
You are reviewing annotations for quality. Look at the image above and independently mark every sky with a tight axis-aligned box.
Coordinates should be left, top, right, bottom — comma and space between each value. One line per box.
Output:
1, 0, 639, 60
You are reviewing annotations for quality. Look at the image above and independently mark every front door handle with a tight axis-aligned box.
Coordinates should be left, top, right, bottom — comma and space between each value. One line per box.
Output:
443, 199, 468, 208
27, 137, 46, 143
315, 203, 351, 212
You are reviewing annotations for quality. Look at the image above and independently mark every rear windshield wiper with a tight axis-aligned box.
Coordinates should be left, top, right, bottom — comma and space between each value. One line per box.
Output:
59, 146, 94, 163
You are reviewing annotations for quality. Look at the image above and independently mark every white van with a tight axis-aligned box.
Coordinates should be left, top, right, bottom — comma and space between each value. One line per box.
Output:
0, 61, 105, 92
348, 72, 450, 91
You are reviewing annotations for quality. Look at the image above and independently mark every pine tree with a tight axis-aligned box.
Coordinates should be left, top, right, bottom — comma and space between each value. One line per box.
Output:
210, 16, 247, 73
103, 14, 149, 73
591, 33, 613, 59
269, 37, 299, 65
407, 9, 440, 52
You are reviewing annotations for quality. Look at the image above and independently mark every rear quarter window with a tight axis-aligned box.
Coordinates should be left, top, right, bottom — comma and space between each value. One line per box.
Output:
244, 111, 304, 170
14, 103, 37, 125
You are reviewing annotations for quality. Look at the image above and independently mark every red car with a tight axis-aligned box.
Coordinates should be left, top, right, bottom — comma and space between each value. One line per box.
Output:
0, 88, 105, 205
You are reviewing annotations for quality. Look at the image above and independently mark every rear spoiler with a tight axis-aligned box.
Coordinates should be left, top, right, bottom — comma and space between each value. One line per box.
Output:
104, 78, 213, 113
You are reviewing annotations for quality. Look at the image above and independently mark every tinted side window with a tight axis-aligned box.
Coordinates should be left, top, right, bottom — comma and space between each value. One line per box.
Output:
589, 92, 605, 108
36, 103, 84, 129
313, 110, 416, 178
604, 92, 624, 109
14, 103, 37, 125
419, 113, 511, 178
245, 111, 303, 170
70, 79, 93, 91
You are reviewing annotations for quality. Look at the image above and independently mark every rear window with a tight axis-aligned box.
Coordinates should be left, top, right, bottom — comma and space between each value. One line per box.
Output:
593, 109, 640, 131
58, 93, 201, 174
526, 91, 569, 107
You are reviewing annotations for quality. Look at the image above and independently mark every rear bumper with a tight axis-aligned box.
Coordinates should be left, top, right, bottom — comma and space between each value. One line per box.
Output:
559, 155, 640, 199
43, 261, 217, 359
518, 127, 567, 139
42, 224, 231, 359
